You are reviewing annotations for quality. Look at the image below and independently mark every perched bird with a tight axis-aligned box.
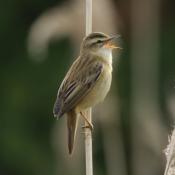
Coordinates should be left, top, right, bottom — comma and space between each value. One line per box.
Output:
53, 32, 120, 154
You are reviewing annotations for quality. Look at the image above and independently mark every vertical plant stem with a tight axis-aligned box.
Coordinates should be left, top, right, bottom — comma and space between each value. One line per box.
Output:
85, 108, 93, 175
85, 1, 93, 175
86, 0, 92, 36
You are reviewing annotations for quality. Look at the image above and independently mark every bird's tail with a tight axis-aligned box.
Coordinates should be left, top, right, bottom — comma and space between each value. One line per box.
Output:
67, 110, 79, 154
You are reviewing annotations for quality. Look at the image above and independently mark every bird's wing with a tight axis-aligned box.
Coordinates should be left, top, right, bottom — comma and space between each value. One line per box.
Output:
53, 59, 103, 118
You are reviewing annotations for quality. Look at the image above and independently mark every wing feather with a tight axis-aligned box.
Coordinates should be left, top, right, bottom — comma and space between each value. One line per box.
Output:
53, 59, 103, 118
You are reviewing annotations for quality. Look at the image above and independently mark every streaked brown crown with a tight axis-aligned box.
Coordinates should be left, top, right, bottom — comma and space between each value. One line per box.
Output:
81, 32, 110, 51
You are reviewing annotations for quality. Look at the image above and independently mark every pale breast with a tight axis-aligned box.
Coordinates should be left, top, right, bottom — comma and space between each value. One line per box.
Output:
77, 66, 112, 110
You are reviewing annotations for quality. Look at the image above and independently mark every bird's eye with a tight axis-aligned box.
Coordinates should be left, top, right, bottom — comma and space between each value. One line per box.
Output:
97, 40, 102, 44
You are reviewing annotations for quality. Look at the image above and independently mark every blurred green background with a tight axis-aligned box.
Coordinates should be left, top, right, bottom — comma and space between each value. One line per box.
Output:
0, 0, 175, 175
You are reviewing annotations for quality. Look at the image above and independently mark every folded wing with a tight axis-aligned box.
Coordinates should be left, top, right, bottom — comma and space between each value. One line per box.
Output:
53, 60, 103, 118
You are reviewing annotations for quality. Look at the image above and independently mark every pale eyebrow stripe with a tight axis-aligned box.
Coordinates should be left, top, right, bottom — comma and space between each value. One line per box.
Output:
87, 33, 107, 39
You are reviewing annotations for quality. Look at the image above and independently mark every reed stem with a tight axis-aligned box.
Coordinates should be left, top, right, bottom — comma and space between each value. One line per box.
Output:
84, 1, 93, 175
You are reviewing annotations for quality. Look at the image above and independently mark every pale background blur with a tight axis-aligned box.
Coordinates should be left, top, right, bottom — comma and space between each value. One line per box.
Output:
0, 0, 175, 175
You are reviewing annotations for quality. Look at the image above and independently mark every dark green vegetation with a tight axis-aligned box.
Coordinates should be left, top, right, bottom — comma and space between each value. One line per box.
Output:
0, 0, 175, 175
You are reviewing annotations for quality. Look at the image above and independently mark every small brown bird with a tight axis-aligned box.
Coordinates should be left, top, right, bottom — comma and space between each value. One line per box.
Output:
53, 32, 120, 154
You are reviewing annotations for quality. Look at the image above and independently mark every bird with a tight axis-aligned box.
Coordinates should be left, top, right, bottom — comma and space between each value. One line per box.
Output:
53, 32, 121, 154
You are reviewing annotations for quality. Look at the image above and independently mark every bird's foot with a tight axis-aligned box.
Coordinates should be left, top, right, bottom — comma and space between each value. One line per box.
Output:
80, 111, 93, 131
81, 123, 94, 131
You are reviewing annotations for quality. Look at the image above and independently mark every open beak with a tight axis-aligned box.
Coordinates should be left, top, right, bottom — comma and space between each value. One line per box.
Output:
103, 35, 122, 50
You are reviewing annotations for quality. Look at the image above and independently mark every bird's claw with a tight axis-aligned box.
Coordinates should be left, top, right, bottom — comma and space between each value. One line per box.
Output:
81, 123, 94, 131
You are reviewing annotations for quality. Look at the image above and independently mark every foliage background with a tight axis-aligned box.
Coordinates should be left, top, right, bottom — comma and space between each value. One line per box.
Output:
0, 0, 175, 175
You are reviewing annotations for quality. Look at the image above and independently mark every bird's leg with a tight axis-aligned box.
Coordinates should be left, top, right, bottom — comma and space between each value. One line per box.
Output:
80, 111, 93, 130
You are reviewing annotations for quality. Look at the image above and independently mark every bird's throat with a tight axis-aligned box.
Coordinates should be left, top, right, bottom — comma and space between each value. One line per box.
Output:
95, 48, 112, 65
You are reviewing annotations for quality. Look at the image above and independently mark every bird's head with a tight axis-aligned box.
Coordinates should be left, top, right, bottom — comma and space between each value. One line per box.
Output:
80, 32, 121, 55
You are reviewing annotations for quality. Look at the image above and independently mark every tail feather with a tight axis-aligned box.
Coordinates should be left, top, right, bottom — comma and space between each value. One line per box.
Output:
67, 110, 79, 154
